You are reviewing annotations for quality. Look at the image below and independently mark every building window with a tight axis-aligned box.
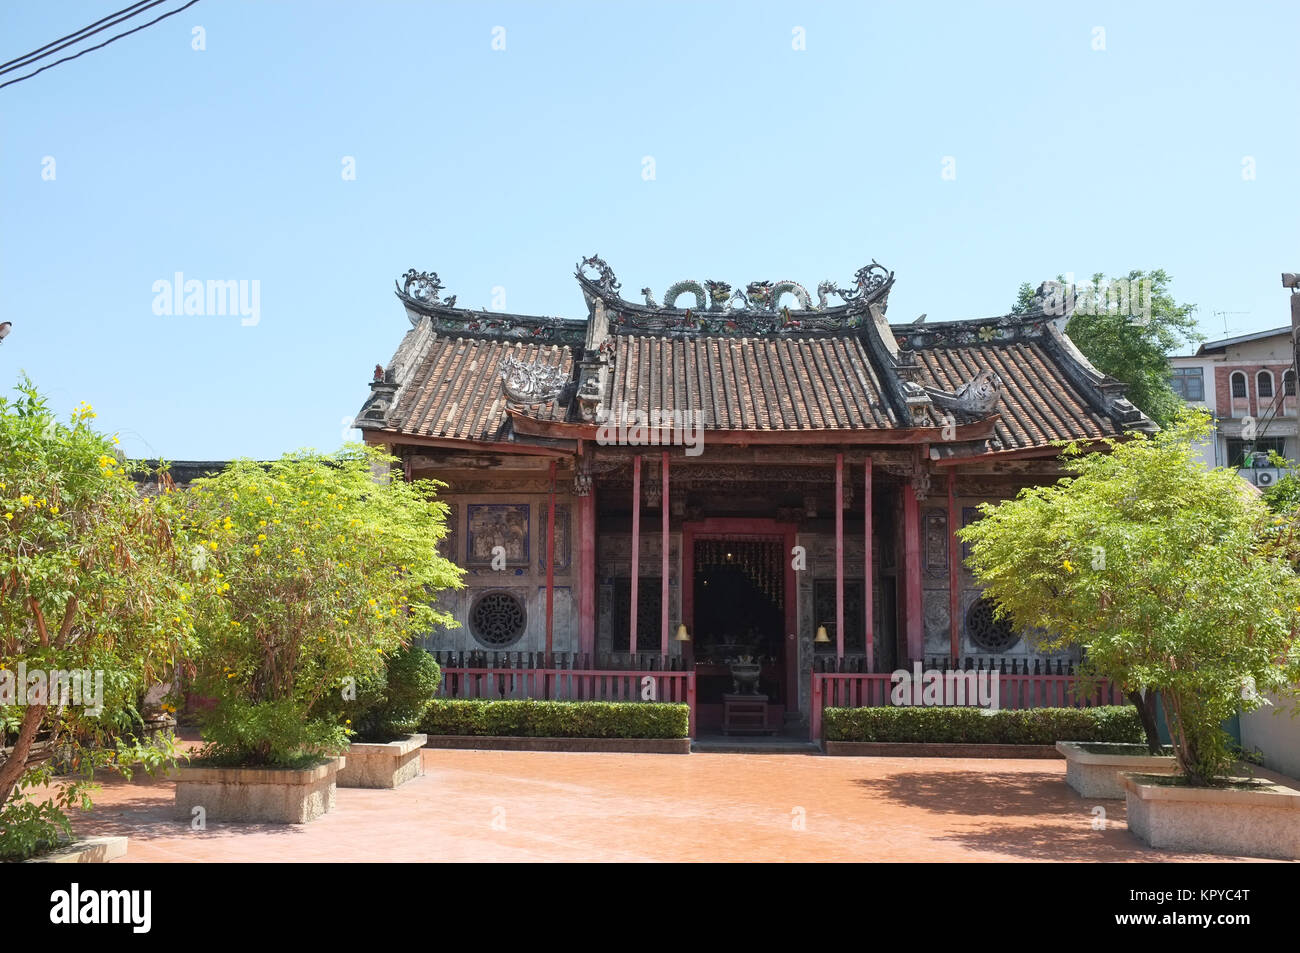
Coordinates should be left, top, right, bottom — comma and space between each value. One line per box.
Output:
813, 579, 865, 653
468, 590, 528, 648
1286, 370, 1297, 397
1227, 437, 1286, 468
1169, 367, 1204, 401
965, 597, 1020, 654
1257, 371, 1274, 399
610, 577, 661, 653
1230, 372, 1247, 399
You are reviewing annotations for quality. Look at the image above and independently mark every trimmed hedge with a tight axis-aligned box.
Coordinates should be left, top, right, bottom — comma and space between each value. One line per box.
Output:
421, 700, 690, 739
823, 705, 1142, 745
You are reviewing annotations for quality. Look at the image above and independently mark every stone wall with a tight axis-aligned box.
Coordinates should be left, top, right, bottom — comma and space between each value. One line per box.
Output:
421, 491, 580, 654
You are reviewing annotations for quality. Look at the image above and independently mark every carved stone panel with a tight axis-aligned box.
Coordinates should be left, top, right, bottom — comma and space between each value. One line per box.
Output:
924, 507, 948, 578
537, 504, 571, 573
466, 503, 530, 567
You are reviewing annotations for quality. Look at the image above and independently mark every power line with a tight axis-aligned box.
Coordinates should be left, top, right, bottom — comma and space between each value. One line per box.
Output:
0, 1, 160, 73
0, 0, 203, 92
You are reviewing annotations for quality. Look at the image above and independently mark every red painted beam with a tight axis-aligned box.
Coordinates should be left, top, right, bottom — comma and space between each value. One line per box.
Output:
579, 480, 596, 660
546, 460, 556, 658
864, 457, 874, 672
902, 482, 924, 663
947, 469, 960, 662
630, 455, 641, 656
835, 452, 845, 660
661, 451, 670, 658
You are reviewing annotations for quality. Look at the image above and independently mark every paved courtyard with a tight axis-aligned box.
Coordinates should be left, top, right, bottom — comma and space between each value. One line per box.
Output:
61, 749, 1287, 862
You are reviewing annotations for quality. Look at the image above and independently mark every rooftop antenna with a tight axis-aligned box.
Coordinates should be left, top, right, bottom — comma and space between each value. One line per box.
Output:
1212, 310, 1251, 336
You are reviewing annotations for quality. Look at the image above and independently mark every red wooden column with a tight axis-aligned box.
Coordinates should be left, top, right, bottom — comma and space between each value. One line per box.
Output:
902, 480, 924, 663
863, 457, 874, 672
579, 480, 597, 661
947, 469, 960, 662
835, 453, 845, 659
630, 456, 641, 656
545, 460, 556, 657
661, 451, 670, 659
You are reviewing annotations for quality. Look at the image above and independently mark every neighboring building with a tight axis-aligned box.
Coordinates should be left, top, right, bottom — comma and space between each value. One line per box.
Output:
355, 259, 1155, 736
1169, 327, 1298, 487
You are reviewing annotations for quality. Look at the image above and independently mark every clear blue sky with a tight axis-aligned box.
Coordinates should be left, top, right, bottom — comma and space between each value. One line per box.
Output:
2, 1, 1298, 459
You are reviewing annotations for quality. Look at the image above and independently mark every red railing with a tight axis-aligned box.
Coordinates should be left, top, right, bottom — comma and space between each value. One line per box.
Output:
437, 667, 697, 737
810, 672, 1126, 742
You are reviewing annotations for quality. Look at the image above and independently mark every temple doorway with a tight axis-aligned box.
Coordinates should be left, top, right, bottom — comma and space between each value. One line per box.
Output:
683, 521, 798, 734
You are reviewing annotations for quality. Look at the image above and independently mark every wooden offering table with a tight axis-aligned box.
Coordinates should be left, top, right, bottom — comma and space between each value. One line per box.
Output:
723, 694, 774, 736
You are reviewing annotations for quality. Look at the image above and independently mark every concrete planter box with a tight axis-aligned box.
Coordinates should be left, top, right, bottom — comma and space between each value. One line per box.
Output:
337, 734, 426, 789
1123, 773, 1300, 860
1056, 742, 1178, 798
424, 735, 691, 754
172, 756, 344, 824
22, 836, 127, 864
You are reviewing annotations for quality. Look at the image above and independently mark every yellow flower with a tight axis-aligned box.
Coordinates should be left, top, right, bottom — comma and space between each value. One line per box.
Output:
257, 533, 266, 541
48, 505, 59, 515
1062, 559, 1074, 573
208, 541, 218, 551
3, 513, 10, 521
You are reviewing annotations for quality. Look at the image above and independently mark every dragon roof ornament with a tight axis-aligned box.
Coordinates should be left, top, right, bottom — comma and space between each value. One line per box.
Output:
574, 255, 894, 336
500, 354, 567, 404
397, 269, 457, 309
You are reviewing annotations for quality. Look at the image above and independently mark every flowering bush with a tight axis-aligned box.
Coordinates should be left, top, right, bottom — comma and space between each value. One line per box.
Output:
959, 412, 1300, 785
0, 378, 195, 860
183, 446, 462, 766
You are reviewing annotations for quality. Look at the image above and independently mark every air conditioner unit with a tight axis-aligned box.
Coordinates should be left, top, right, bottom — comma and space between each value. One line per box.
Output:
1250, 468, 1281, 487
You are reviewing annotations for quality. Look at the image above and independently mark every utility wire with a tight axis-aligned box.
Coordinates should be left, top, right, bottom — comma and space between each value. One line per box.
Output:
0, 0, 203, 92
0, 1, 160, 73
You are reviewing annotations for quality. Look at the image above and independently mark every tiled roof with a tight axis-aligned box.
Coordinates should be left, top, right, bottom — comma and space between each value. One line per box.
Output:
608, 334, 900, 431
912, 341, 1120, 450
390, 336, 573, 441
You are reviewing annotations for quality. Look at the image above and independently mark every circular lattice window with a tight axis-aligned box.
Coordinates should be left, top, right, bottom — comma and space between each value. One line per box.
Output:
965, 597, 1020, 653
469, 591, 527, 648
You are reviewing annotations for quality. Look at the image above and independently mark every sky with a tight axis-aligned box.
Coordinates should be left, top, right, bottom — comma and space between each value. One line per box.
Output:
2, 0, 1298, 460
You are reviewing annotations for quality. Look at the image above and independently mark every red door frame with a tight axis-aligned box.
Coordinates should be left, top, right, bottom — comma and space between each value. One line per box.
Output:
681, 518, 800, 707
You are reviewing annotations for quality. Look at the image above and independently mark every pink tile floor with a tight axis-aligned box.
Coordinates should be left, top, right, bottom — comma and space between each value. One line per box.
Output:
52, 748, 1292, 862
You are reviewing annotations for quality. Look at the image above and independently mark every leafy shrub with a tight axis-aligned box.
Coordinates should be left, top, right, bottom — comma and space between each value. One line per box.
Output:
0, 800, 72, 862
330, 646, 441, 742
421, 700, 689, 739
182, 447, 462, 766
822, 705, 1142, 744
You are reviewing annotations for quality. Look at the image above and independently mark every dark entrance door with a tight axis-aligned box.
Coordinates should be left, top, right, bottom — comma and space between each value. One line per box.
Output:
683, 522, 796, 734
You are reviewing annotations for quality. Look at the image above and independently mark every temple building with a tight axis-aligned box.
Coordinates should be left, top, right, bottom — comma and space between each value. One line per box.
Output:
356, 257, 1155, 734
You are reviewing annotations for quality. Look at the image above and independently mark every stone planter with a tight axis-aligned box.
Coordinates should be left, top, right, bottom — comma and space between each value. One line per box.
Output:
22, 836, 127, 864
1056, 741, 1178, 798
1123, 773, 1300, 860
336, 734, 426, 789
172, 756, 344, 824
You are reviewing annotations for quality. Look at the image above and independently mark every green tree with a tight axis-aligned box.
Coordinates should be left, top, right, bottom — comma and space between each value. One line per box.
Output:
1013, 269, 1201, 426
958, 411, 1300, 785
0, 378, 195, 860
183, 447, 463, 766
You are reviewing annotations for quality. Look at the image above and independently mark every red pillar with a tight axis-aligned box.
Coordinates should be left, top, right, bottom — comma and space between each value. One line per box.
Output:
661, 451, 670, 659
579, 481, 596, 662
630, 456, 641, 656
947, 469, 960, 663
546, 460, 555, 658
863, 457, 874, 672
835, 452, 845, 659
903, 481, 924, 663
